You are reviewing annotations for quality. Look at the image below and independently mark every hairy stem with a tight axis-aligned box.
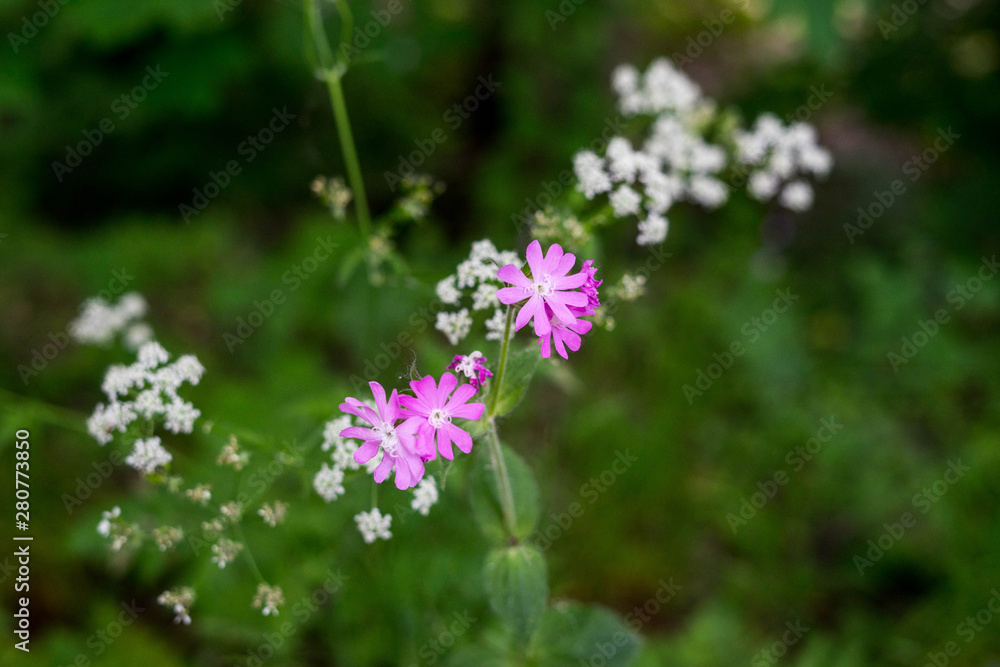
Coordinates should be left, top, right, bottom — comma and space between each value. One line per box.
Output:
487, 305, 515, 417
486, 420, 517, 539
485, 305, 518, 537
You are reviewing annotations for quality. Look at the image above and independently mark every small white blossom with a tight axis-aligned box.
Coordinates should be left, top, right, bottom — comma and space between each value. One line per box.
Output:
87, 341, 203, 444
573, 151, 611, 198
125, 436, 172, 474
471, 283, 499, 311
688, 176, 728, 209
210, 539, 243, 568
97, 506, 121, 537
217, 437, 249, 470
637, 213, 669, 246
314, 463, 345, 502
220, 502, 243, 522
435, 309, 472, 346
153, 526, 183, 551
69, 292, 149, 346
484, 309, 506, 341
411, 478, 439, 516
158, 587, 195, 625
435, 275, 461, 305
779, 180, 814, 212
354, 508, 392, 543
258, 501, 288, 527
185, 484, 212, 505
252, 584, 285, 616
609, 185, 642, 217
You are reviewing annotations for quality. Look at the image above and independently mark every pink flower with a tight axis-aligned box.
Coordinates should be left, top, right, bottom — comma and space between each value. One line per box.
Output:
537, 305, 594, 359
496, 240, 589, 337
399, 372, 485, 461
339, 381, 425, 490
579, 259, 603, 314
447, 351, 493, 390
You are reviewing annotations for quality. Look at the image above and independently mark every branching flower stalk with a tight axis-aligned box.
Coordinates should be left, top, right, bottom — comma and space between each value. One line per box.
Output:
304, 0, 372, 238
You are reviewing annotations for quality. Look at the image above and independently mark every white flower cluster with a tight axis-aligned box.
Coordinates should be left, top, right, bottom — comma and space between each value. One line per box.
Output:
313, 412, 381, 503
575, 59, 833, 246
252, 583, 285, 616
185, 484, 212, 505
313, 463, 346, 502
217, 436, 250, 470
210, 538, 243, 568
96, 506, 136, 552
158, 587, 196, 625
87, 342, 204, 445
69, 292, 153, 350
153, 526, 184, 552
734, 113, 833, 212
124, 436, 172, 474
258, 501, 288, 527
354, 508, 392, 543
434, 240, 521, 345
410, 477, 439, 516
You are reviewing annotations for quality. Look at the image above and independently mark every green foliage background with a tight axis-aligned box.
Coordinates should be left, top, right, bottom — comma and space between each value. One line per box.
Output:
1, 0, 999, 664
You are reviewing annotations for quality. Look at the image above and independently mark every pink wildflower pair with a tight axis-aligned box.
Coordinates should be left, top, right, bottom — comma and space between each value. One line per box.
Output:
496, 240, 602, 359
339, 375, 485, 489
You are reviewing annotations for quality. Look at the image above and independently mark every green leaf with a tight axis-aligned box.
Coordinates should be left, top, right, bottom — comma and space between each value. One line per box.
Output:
484, 545, 549, 645
529, 602, 641, 667
469, 443, 540, 544
490, 345, 541, 417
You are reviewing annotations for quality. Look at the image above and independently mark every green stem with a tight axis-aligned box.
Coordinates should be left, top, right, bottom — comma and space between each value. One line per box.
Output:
486, 305, 515, 417
486, 420, 517, 539
484, 305, 518, 538
304, 0, 372, 238
325, 72, 372, 238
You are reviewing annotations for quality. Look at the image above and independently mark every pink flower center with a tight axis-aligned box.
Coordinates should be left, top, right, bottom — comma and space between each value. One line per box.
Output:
428, 409, 451, 428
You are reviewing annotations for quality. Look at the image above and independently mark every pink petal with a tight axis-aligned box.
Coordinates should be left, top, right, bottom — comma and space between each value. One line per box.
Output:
372, 456, 394, 483
398, 394, 428, 416
340, 426, 375, 441
450, 401, 484, 421
354, 440, 379, 463
368, 382, 388, 420
539, 334, 552, 358
435, 428, 455, 460
525, 240, 544, 276
447, 424, 473, 454
553, 272, 588, 290
557, 290, 589, 307
554, 251, 577, 277
540, 242, 564, 275
446, 383, 478, 410
437, 372, 458, 404
553, 331, 569, 359
497, 286, 528, 305
515, 295, 542, 332
497, 264, 531, 289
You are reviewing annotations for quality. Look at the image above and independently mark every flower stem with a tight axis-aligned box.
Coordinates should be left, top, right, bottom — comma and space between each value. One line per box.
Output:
487, 305, 515, 418
486, 420, 517, 539
325, 72, 372, 239
485, 305, 518, 538
304, 0, 372, 239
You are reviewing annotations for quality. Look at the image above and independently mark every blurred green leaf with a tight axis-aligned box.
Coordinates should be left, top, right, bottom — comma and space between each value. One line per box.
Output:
529, 601, 641, 667
484, 544, 549, 645
490, 344, 541, 417
469, 442, 540, 543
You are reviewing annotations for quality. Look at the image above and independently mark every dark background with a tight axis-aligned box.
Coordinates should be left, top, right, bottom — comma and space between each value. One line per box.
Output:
1, 0, 999, 664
